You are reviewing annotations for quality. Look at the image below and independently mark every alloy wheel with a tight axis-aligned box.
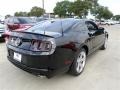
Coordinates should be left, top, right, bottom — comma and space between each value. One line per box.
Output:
76, 51, 86, 73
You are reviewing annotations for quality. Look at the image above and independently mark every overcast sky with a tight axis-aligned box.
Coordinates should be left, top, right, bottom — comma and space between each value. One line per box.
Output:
0, 0, 120, 16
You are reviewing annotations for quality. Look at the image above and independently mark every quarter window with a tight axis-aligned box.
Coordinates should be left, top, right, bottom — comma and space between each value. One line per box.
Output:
86, 21, 98, 31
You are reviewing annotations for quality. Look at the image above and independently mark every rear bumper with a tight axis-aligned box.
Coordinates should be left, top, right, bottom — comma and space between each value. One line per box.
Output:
8, 56, 53, 77
8, 56, 71, 78
7, 45, 75, 77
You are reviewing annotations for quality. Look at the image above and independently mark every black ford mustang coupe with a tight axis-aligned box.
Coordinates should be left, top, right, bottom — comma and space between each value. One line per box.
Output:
7, 18, 108, 78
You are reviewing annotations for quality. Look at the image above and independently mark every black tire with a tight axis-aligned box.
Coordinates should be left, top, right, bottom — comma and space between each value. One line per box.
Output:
69, 48, 86, 76
101, 37, 108, 50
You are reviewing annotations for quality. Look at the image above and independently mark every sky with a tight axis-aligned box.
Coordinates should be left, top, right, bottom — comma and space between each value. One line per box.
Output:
0, 0, 120, 17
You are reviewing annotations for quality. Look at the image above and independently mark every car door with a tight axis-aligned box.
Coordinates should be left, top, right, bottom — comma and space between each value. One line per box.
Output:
86, 21, 105, 49
85, 21, 99, 49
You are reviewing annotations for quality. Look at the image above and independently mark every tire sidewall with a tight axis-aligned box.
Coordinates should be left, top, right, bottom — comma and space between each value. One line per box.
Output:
70, 48, 86, 76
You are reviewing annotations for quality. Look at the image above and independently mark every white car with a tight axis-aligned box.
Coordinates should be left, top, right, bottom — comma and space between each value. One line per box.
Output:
0, 23, 5, 38
105, 20, 116, 25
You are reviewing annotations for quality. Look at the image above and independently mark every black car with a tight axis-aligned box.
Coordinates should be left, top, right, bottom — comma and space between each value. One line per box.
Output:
7, 18, 108, 78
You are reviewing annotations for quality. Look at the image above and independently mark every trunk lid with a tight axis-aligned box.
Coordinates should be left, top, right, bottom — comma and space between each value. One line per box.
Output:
8, 31, 55, 51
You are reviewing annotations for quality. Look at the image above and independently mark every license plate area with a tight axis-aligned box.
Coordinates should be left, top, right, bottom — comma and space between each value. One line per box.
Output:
13, 52, 22, 62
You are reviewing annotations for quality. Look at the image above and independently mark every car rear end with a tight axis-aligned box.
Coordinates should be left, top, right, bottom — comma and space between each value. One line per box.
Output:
7, 31, 57, 77
6, 19, 77, 78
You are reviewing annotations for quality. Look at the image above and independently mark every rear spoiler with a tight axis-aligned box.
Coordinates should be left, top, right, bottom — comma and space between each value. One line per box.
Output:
9, 31, 54, 40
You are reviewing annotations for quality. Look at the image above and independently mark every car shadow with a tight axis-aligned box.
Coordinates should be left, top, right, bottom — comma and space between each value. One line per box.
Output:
0, 39, 5, 43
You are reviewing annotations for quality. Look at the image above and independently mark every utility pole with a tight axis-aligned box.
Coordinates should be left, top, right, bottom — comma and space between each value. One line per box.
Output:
42, 0, 44, 10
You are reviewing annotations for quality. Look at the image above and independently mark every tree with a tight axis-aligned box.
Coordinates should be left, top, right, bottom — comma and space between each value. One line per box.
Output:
95, 6, 113, 20
5, 15, 11, 19
71, 0, 92, 18
113, 15, 120, 21
14, 12, 28, 17
90, 0, 99, 16
85, 0, 99, 9
29, 6, 45, 17
54, 1, 72, 17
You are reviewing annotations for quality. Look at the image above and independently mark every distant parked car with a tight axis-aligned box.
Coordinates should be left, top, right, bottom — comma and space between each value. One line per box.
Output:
0, 20, 4, 24
100, 20, 106, 25
105, 20, 116, 25
114, 21, 119, 24
6, 19, 108, 78
4, 17, 36, 42
0, 23, 5, 41
6, 17, 36, 31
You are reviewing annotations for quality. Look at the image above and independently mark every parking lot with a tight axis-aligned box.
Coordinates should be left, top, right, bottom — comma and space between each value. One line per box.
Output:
0, 25, 120, 90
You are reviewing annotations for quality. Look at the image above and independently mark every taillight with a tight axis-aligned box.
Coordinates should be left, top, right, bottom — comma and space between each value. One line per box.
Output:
31, 40, 53, 52
30, 38, 56, 55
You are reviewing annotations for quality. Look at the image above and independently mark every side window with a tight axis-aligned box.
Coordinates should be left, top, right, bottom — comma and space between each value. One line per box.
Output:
72, 22, 86, 31
86, 21, 98, 31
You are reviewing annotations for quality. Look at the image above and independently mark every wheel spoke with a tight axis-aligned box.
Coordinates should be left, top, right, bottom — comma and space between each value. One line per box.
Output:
76, 51, 86, 73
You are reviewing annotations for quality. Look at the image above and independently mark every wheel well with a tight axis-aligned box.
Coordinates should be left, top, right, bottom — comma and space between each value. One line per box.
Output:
82, 45, 89, 55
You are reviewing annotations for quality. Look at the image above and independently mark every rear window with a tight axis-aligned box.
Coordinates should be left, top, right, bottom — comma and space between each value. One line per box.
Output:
26, 19, 78, 33
18, 17, 35, 24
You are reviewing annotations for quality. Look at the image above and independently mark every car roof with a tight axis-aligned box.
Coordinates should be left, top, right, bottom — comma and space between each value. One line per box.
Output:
36, 18, 86, 25
47, 18, 86, 22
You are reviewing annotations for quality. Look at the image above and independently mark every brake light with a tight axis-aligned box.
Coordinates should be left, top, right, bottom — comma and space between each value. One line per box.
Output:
31, 40, 52, 52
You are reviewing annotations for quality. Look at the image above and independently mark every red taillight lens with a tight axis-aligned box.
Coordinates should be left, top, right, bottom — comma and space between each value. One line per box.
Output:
31, 40, 52, 52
